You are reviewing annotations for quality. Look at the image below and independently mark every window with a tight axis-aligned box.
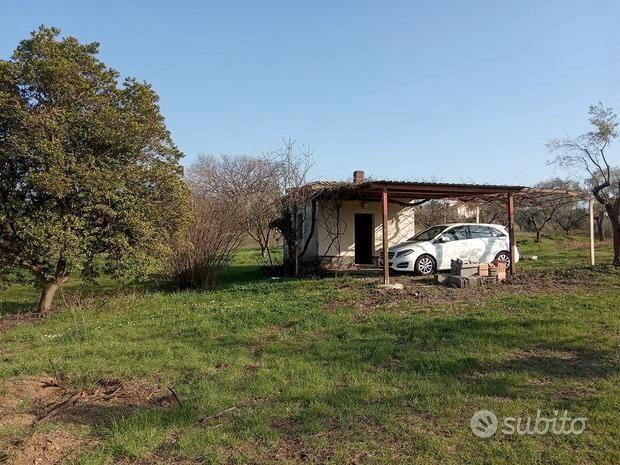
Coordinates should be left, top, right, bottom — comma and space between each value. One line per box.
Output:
443, 226, 468, 241
408, 225, 448, 242
468, 225, 494, 238
490, 227, 506, 237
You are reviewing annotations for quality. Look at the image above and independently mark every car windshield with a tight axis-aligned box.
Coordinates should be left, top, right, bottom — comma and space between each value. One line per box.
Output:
407, 225, 448, 242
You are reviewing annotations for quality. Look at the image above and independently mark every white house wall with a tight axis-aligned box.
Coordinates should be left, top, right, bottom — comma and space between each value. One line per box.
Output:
300, 200, 319, 262
314, 199, 416, 264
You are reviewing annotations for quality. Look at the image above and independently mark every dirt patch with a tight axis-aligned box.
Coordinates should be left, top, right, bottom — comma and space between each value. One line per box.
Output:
3, 427, 89, 465
479, 348, 617, 380
322, 277, 503, 315
322, 279, 445, 313
0, 312, 41, 333
0, 376, 178, 465
322, 267, 611, 315
505, 268, 601, 287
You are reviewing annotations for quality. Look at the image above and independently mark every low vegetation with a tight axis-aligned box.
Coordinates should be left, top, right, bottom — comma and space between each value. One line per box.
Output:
0, 236, 618, 464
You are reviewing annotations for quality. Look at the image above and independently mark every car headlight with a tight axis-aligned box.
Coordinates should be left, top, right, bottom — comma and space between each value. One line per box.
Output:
396, 249, 414, 257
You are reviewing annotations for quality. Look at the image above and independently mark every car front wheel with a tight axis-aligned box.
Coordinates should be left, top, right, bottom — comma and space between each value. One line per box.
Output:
494, 251, 511, 269
415, 254, 436, 275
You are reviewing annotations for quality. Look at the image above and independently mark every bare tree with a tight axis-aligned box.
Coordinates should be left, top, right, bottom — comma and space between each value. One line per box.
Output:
517, 204, 553, 243
270, 138, 315, 276
168, 193, 245, 289
550, 180, 586, 237
318, 196, 348, 266
548, 103, 620, 265
479, 199, 509, 225
554, 204, 587, 237
416, 200, 458, 229
187, 154, 281, 264
517, 179, 570, 243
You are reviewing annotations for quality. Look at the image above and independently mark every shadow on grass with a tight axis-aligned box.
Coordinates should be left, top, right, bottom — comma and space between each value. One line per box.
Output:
0, 256, 282, 315
142, 307, 619, 411
0, 300, 37, 316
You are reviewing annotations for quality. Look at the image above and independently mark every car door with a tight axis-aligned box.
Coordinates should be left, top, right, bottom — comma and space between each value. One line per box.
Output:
489, 226, 509, 259
433, 225, 469, 269
467, 225, 496, 262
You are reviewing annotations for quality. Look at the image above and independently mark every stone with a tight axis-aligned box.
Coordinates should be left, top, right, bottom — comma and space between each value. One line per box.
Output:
377, 283, 404, 290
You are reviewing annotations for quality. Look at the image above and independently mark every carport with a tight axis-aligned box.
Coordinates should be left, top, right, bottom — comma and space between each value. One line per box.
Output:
319, 180, 592, 285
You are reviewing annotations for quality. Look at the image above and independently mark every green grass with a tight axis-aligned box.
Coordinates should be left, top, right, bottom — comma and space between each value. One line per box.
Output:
0, 239, 619, 464
517, 232, 614, 269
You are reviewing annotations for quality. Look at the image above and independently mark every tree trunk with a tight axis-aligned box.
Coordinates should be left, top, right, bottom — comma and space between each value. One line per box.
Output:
610, 216, 620, 266
294, 242, 299, 277
605, 202, 620, 266
37, 281, 61, 314
535, 229, 542, 243
596, 215, 605, 242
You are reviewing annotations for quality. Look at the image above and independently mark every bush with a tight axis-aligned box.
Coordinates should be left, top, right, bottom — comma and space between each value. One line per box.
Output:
168, 195, 245, 289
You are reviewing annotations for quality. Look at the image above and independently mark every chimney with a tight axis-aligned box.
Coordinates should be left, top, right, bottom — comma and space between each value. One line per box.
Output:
353, 170, 365, 184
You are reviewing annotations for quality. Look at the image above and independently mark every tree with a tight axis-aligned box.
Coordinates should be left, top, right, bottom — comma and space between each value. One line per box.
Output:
0, 27, 188, 312
554, 203, 587, 236
550, 180, 586, 237
594, 205, 607, 241
168, 190, 245, 289
516, 179, 572, 243
187, 154, 280, 264
548, 103, 620, 265
270, 138, 314, 276
415, 200, 458, 229
478, 199, 508, 225
318, 198, 347, 263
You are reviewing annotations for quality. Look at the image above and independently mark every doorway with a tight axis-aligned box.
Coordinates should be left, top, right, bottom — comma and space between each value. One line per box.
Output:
354, 213, 374, 264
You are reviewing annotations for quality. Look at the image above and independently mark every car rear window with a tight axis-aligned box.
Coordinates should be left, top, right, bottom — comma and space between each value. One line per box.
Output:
444, 226, 468, 241
469, 225, 494, 238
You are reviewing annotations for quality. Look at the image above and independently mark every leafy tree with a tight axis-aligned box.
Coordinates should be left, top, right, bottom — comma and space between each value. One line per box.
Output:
548, 103, 620, 265
0, 26, 188, 312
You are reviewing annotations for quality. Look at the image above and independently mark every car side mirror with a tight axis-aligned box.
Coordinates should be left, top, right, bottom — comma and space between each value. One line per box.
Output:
438, 236, 451, 243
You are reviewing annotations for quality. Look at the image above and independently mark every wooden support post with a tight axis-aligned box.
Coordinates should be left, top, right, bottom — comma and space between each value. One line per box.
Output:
589, 198, 595, 266
475, 204, 480, 224
506, 192, 516, 274
381, 188, 389, 285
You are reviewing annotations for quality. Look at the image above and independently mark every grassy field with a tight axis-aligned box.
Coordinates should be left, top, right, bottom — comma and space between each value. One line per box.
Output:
0, 235, 618, 464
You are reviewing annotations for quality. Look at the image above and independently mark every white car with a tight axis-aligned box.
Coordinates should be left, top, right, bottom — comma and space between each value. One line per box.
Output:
379, 223, 519, 275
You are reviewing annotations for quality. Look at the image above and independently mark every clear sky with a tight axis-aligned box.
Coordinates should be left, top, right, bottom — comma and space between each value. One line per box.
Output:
2, 1, 619, 185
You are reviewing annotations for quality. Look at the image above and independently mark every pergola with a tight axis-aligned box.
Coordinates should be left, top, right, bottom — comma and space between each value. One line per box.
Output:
311, 180, 593, 285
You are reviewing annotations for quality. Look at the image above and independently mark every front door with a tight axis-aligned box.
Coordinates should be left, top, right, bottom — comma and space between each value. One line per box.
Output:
434, 225, 469, 269
354, 213, 374, 264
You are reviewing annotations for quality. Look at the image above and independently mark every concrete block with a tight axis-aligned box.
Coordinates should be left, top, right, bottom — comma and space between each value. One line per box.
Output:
458, 266, 479, 277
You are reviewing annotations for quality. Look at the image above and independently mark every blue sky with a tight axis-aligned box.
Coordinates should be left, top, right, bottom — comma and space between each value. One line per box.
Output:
2, 1, 619, 185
